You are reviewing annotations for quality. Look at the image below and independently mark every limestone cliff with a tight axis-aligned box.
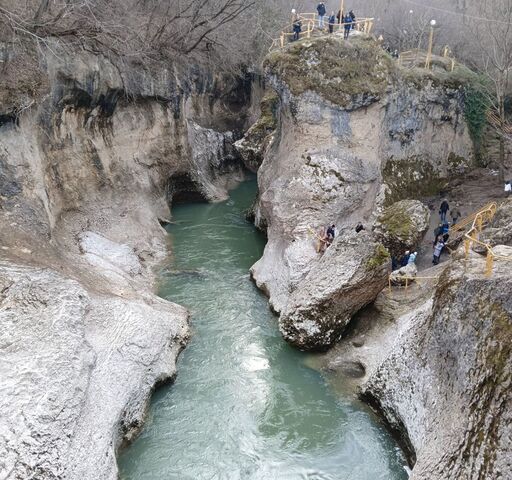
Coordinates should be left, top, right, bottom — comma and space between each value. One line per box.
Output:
0, 43, 254, 479
247, 33, 511, 480
250, 35, 474, 316
362, 253, 512, 479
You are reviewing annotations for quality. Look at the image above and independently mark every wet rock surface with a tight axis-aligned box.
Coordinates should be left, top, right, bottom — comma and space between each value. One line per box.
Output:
0, 45, 254, 479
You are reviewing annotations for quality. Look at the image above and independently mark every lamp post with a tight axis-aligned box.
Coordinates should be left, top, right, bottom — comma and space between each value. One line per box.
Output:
425, 19, 436, 69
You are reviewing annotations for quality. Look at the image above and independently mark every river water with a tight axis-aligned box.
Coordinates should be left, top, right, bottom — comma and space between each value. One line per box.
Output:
118, 180, 408, 480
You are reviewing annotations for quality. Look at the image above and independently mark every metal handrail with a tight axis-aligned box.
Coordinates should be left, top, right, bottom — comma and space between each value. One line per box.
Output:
269, 14, 374, 52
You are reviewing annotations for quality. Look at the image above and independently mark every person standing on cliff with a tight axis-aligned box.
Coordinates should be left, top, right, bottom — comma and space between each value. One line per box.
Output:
317, 2, 326, 29
293, 17, 302, 41
349, 10, 356, 29
343, 13, 352, 39
400, 250, 410, 267
439, 199, 450, 223
328, 11, 336, 33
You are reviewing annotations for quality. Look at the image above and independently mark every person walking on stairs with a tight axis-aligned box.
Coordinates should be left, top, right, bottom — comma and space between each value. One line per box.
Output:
433, 239, 445, 265
439, 199, 450, 223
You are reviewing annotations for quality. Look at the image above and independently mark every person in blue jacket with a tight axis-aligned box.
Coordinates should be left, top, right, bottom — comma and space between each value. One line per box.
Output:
328, 11, 336, 33
317, 2, 326, 29
343, 13, 352, 39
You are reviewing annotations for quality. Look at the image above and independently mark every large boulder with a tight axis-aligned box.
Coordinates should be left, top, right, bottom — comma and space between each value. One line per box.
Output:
389, 262, 418, 286
373, 200, 430, 258
279, 231, 391, 350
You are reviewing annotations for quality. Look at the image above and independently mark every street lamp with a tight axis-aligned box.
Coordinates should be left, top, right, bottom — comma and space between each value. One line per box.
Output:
425, 19, 436, 69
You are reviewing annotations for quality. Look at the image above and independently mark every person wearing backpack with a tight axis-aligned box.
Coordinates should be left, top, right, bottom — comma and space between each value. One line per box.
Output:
317, 2, 326, 29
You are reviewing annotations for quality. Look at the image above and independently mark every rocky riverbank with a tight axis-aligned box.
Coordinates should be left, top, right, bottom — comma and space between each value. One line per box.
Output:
0, 42, 257, 479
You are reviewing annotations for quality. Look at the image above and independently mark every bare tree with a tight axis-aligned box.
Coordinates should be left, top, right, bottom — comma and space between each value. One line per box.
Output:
470, 0, 512, 182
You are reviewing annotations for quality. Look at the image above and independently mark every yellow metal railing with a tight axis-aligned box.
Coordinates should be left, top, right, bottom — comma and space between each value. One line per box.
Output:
388, 274, 439, 293
398, 47, 456, 72
450, 201, 497, 234
462, 201, 512, 277
388, 201, 507, 289
269, 13, 375, 52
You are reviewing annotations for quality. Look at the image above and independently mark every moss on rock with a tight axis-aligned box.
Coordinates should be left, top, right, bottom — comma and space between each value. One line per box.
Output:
382, 156, 449, 205
374, 199, 430, 258
366, 244, 391, 270
264, 36, 395, 108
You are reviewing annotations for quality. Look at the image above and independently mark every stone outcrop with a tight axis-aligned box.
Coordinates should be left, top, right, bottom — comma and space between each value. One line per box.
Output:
235, 91, 278, 172
0, 261, 188, 480
389, 262, 418, 286
373, 200, 430, 258
361, 254, 512, 479
279, 231, 390, 350
251, 35, 473, 317
0, 42, 256, 479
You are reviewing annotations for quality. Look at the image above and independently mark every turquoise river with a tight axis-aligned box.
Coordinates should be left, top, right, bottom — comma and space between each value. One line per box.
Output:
118, 180, 408, 480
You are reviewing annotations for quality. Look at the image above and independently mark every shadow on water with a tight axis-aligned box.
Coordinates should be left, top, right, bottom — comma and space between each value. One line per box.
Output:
118, 179, 409, 480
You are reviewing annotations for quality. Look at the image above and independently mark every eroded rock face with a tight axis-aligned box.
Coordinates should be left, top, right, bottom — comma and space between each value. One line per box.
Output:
0, 262, 189, 480
361, 256, 512, 479
373, 200, 430, 258
0, 45, 254, 479
251, 35, 473, 317
279, 231, 390, 350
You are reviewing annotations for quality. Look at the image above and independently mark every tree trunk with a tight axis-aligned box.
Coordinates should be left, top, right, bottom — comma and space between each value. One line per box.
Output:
499, 95, 506, 185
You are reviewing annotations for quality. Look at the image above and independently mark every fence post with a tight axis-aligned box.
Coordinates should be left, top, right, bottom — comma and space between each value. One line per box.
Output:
465, 238, 470, 257
405, 277, 409, 293
485, 252, 494, 277
280, 33, 284, 48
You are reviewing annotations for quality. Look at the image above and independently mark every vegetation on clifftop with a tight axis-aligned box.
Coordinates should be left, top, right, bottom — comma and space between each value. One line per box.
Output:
264, 36, 395, 108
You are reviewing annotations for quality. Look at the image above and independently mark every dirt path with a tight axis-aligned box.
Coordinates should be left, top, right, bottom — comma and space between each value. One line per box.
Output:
415, 168, 505, 271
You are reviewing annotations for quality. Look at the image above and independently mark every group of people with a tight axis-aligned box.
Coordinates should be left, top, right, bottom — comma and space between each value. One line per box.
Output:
390, 199, 463, 269
432, 199, 461, 265
392, 250, 418, 271
316, 222, 363, 253
292, 5, 356, 41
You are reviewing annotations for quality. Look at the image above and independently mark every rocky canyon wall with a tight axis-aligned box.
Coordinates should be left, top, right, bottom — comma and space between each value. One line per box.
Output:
249, 35, 474, 322
0, 43, 254, 480
243, 33, 511, 479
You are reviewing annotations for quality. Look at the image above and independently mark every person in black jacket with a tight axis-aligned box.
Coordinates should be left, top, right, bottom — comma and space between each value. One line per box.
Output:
328, 11, 336, 33
439, 199, 450, 223
349, 10, 356, 29
293, 18, 302, 41
317, 2, 326, 29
